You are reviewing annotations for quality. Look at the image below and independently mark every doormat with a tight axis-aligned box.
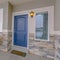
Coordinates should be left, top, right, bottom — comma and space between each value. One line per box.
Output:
11, 50, 26, 57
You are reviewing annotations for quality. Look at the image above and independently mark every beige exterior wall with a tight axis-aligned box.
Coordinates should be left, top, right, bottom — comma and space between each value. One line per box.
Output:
54, 0, 60, 31
13, 0, 55, 35
13, 0, 55, 12
0, 2, 8, 30
0, 2, 12, 30
8, 2, 13, 31
0, 0, 59, 32
13, 0, 60, 32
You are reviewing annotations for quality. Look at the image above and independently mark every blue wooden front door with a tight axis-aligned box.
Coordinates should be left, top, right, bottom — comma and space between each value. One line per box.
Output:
14, 14, 28, 47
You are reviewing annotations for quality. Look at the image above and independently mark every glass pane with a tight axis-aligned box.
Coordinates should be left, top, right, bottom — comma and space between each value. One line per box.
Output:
36, 32, 43, 39
35, 12, 48, 40
36, 14, 43, 28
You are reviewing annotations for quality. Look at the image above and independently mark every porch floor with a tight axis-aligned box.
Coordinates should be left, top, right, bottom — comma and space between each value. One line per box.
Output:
0, 51, 54, 60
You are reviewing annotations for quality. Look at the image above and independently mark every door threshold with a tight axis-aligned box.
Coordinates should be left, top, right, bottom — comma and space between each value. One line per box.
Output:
12, 45, 28, 53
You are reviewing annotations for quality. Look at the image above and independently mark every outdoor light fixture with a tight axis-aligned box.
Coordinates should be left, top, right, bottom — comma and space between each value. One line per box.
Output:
30, 11, 34, 17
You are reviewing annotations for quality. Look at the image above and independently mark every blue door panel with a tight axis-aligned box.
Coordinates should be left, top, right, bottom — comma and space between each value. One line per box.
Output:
14, 14, 28, 47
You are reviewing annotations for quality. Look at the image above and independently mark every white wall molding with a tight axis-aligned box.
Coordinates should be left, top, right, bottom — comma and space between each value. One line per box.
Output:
3, 29, 12, 32
3, 29, 8, 32
0, 8, 3, 32
54, 31, 60, 35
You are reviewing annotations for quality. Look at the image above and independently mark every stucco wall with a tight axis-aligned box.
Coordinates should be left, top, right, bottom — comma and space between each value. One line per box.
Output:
13, 0, 55, 12
54, 0, 60, 31
0, 2, 8, 30
13, 0, 55, 35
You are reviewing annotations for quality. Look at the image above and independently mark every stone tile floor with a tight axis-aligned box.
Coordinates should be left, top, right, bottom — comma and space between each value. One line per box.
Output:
0, 51, 54, 60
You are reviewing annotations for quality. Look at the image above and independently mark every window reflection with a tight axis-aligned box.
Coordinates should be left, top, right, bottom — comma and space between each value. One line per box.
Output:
35, 12, 48, 40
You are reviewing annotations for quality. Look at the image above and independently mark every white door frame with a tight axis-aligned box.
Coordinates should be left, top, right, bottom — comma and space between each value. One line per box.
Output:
12, 11, 29, 53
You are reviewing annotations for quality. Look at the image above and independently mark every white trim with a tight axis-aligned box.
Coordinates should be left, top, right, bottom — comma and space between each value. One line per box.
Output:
3, 29, 12, 32
0, 8, 3, 32
54, 31, 60, 35
12, 13, 14, 47
3, 29, 8, 32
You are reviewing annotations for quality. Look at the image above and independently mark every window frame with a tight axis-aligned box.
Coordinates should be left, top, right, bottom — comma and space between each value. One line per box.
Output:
35, 12, 48, 40
34, 6, 54, 41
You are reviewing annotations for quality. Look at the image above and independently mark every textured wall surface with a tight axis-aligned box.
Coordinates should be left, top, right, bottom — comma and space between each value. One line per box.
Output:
29, 33, 55, 59
55, 35, 60, 60
0, 32, 12, 52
